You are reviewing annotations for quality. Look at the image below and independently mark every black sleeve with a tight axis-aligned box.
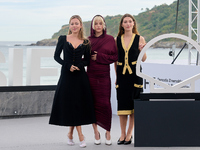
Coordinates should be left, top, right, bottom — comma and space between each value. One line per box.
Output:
54, 36, 64, 65
54, 36, 72, 70
76, 43, 91, 70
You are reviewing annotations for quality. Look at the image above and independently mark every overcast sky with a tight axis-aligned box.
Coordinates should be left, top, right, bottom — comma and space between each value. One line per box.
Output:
0, 0, 176, 41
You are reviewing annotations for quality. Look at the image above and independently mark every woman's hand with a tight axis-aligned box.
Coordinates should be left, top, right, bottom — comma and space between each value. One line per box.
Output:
91, 51, 97, 61
70, 65, 80, 72
139, 43, 146, 51
139, 36, 147, 62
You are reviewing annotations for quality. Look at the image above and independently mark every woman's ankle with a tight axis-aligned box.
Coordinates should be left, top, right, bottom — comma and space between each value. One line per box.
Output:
106, 131, 111, 140
94, 131, 100, 140
67, 133, 73, 139
125, 134, 132, 141
120, 133, 126, 141
78, 134, 84, 141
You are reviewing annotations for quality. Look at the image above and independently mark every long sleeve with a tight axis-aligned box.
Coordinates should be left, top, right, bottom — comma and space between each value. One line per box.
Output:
96, 42, 118, 65
54, 36, 64, 65
54, 35, 72, 70
77, 43, 91, 70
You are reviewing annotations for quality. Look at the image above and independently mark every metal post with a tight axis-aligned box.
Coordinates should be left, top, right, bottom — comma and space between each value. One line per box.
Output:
198, 0, 200, 44
197, 0, 200, 65
188, 0, 200, 65
188, 0, 192, 65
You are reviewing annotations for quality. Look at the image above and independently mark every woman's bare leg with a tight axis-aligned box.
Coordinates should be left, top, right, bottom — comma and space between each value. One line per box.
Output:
68, 126, 75, 139
92, 123, 100, 140
106, 130, 111, 140
125, 113, 134, 141
76, 126, 84, 141
119, 115, 128, 141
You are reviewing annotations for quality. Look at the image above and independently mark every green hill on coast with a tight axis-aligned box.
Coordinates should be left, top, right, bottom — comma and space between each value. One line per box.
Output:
37, 0, 191, 47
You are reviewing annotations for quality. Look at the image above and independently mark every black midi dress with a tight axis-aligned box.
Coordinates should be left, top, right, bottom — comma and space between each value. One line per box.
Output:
49, 35, 96, 126
116, 34, 143, 115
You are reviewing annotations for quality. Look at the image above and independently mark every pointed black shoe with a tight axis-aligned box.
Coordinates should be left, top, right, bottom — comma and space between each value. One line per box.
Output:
124, 136, 132, 145
117, 138, 125, 145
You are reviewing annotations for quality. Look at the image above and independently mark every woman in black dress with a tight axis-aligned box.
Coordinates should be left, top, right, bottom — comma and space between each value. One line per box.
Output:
49, 15, 96, 148
115, 14, 147, 145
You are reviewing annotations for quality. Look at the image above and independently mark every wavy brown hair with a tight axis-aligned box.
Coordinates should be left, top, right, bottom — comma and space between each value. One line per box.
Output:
117, 14, 139, 36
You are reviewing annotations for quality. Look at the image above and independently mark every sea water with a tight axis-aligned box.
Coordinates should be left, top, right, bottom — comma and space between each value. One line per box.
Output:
0, 41, 58, 85
0, 41, 199, 86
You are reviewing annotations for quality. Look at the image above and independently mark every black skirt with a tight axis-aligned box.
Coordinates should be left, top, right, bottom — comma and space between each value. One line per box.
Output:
49, 67, 96, 126
116, 68, 143, 115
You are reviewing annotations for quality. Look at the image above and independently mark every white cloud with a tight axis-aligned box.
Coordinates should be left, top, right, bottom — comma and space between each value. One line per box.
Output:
0, 0, 35, 2
0, 0, 176, 41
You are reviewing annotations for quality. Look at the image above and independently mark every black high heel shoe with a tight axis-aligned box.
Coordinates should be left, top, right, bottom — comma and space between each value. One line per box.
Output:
124, 136, 132, 145
117, 138, 125, 145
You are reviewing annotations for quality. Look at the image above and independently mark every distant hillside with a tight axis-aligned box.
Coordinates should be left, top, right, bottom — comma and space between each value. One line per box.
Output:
37, 0, 191, 47
135, 0, 189, 42
51, 15, 122, 40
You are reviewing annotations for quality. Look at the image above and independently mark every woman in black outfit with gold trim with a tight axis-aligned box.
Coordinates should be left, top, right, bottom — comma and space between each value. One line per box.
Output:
114, 14, 147, 145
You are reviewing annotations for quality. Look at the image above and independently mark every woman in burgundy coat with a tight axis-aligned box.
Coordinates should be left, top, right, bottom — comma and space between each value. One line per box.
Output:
87, 15, 118, 145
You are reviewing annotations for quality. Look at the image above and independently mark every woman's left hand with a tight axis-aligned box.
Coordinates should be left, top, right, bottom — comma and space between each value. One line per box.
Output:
139, 43, 146, 51
74, 66, 80, 71
91, 51, 97, 61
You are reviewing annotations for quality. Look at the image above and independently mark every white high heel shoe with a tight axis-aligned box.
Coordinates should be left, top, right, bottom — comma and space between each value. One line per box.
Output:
67, 136, 75, 146
105, 133, 112, 145
79, 136, 86, 148
94, 132, 101, 145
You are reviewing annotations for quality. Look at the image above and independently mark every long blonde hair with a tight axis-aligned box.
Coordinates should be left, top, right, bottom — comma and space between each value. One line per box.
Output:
118, 14, 139, 36
68, 15, 88, 43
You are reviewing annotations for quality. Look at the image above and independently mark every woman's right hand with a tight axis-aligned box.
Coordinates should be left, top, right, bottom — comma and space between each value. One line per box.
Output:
70, 65, 78, 72
91, 51, 97, 61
